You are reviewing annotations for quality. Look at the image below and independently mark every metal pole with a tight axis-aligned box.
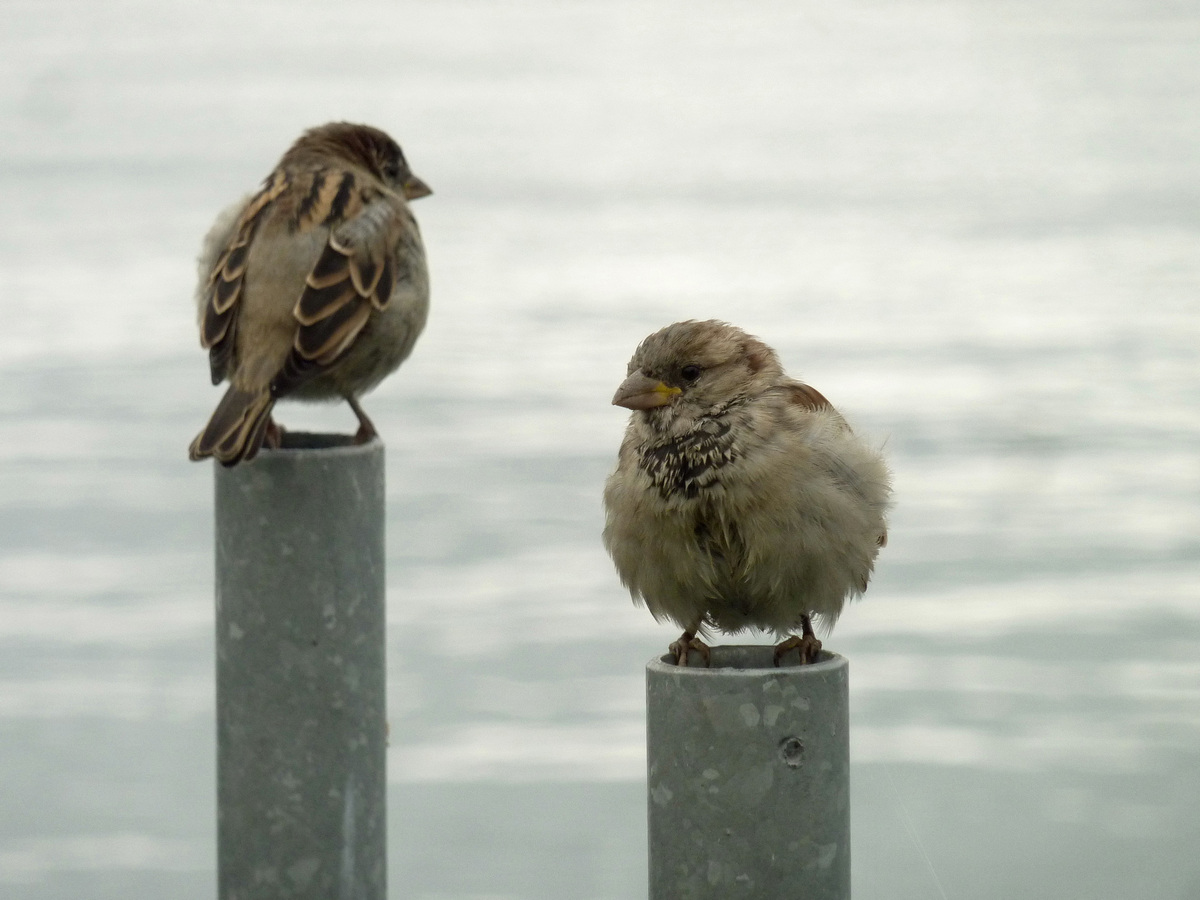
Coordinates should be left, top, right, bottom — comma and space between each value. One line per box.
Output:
214, 434, 387, 900
646, 646, 850, 900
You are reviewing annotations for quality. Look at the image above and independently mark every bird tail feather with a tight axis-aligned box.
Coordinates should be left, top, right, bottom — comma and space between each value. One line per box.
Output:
188, 386, 276, 467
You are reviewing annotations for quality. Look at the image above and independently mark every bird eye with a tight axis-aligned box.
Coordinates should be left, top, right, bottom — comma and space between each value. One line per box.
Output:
680, 365, 701, 382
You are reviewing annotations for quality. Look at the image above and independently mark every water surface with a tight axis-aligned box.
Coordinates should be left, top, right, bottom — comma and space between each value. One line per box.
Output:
2, 1, 1198, 897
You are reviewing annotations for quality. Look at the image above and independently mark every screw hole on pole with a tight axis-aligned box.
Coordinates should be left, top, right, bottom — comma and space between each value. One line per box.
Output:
779, 736, 805, 768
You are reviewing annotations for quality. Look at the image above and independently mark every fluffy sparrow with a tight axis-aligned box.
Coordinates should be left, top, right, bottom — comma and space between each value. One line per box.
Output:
603, 320, 892, 666
188, 122, 431, 466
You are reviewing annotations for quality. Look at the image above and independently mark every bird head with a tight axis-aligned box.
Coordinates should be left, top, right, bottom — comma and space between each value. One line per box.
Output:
612, 320, 783, 423
284, 122, 433, 201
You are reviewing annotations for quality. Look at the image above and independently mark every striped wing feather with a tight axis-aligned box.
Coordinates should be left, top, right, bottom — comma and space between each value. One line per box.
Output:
786, 381, 833, 412
271, 193, 406, 398
200, 171, 289, 384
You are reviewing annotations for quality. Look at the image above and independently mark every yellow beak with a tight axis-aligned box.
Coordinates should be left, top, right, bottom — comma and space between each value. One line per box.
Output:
612, 372, 681, 410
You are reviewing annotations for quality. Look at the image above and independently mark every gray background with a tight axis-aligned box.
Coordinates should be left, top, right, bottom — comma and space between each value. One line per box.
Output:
1, 0, 1198, 898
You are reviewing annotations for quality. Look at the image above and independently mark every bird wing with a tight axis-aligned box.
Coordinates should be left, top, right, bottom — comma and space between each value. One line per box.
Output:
198, 170, 290, 384
270, 177, 414, 398
784, 380, 836, 413
786, 379, 889, 551
785, 380, 857, 434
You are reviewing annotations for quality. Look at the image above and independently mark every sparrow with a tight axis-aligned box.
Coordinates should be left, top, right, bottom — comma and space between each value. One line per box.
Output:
602, 320, 892, 666
188, 121, 431, 466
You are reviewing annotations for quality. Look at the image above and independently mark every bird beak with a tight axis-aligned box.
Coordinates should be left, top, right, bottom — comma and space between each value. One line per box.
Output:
403, 176, 433, 200
612, 372, 682, 410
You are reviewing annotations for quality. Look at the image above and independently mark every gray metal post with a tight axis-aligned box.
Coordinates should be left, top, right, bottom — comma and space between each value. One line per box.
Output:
214, 434, 387, 900
647, 646, 850, 900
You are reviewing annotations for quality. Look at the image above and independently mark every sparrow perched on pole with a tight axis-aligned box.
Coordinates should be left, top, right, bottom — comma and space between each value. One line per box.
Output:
189, 121, 431, 466
603, 320, 892, 666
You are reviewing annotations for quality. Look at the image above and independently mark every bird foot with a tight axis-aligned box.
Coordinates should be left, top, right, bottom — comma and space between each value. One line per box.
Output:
669, 631, 711, 667
774, 633, 823, 666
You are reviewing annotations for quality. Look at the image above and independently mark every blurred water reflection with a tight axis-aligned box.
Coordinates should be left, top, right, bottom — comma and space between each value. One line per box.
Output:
1, 1, 1198, 898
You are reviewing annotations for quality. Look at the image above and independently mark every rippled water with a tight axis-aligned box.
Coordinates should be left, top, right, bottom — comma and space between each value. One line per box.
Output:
2, 1, 1199, 897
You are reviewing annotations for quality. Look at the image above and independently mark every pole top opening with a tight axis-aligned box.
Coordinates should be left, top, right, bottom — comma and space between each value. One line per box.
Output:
647, 645, 846, 676
277, 431, 377, 451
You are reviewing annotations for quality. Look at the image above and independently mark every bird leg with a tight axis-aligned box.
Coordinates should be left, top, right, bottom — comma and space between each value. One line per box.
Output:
668, 630, 711, 668
263, 416, 286, 450
774, 614, 822, 666
344, 395, 378, 444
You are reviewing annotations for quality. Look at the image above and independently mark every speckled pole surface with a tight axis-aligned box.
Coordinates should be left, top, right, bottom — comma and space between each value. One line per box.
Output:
647, 646, 850, 900
214, 434, 386, 900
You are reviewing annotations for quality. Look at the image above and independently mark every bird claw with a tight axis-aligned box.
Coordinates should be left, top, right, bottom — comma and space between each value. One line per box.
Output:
669, 632, 711, 667
774, 633, 823, 666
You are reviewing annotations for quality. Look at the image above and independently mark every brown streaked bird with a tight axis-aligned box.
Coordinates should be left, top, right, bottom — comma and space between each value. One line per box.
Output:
188, 122, 431, 466
603, 320, 892, 666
